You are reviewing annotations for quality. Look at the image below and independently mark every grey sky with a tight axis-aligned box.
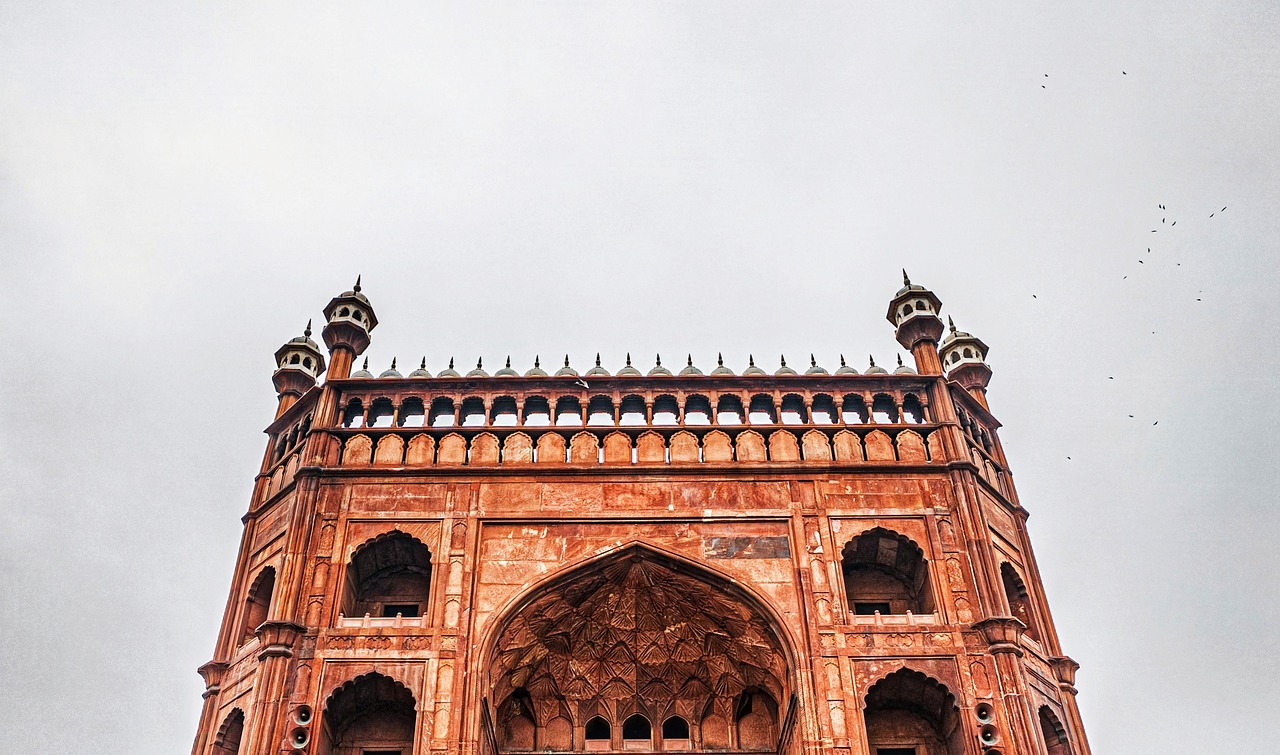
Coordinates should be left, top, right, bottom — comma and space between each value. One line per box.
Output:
2, 3, 1278, 752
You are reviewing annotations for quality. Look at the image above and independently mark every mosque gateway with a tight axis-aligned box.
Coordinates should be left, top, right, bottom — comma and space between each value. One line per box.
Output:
192, 275, 1090, 755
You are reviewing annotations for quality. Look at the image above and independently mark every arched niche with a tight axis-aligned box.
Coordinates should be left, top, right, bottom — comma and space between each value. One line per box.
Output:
341, 531, 432, 621
842, 529, 934, 617
240, 566, 275, 644
863, 669, 963, 755
213, 708, 244, 755
319, 672, 416, 755
484, 545, 795, 754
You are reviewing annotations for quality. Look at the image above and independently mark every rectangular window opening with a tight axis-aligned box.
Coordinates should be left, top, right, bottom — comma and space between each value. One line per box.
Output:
877, 749, 916, 755
382, 604, 420, 618
854, 602, 893, 616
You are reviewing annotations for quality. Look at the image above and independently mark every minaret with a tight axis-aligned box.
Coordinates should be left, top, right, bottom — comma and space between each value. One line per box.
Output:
886, 270, 945, 375
941, 316, 993, 409
320, 276, 378, 379
271, 321, 326, 419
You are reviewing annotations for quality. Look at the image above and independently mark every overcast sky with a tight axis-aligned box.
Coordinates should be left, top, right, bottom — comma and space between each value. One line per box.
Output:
2, 3, 1278, 753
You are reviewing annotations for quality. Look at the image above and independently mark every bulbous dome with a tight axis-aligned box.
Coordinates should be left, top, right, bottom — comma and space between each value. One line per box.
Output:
466, 358, 490, 378
893, 354, 917, 374
408, 358, 432, 378
585, 354, 610, 377
774, 355, 797, 376
494, 357, 519, 377
805, 354, 829, 375
554, 355, 579, 377
351, 357, 374, 379
524, 356, 549, 377
710, 353, 734, 376
678, 355, 703, 376
437, 358, 461, 378
743, 355, 766, 376
647, 354, 672, 377
865, 355, 889, 375
835, 354, 859, 375
616, 353, 642, 377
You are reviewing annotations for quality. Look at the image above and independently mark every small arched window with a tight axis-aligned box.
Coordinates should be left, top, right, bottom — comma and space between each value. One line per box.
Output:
652, 395, 680, 425
840, 395, 868, 424
842, 529, 934, 616
716, 395, 745, 425
520, 396, 551, 427
367, 398, 394, 428
587, 396, 616, 426
811, 395, 837, 425
585, 716, 612, 741
460, 397, 486, 427
622, 714, 652, 742
240, 566, 275, 643
1039, 706, 1071, 755
397, 397, 426, 428
870, 395, 899, 424
748, 395, 777, 424
661, 716, 689, 740
779, 394, 807, 424
429, 397, 457, 427
619, 395, 647, 426
554, 396, 583, 426
491, 396, 519, 427
684, 395, 712, 425
902, 394, 927, 424
342, 399, 365, 428
1002, 563, 1040, 642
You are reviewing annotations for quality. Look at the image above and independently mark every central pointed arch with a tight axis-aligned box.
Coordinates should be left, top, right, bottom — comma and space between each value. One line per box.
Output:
482, 543, 798, 753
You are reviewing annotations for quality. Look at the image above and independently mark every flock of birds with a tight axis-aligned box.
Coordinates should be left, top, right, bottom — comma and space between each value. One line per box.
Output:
1056, 199, 1229, 459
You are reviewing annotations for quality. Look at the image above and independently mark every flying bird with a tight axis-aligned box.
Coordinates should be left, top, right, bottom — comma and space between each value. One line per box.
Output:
1122, 71, 1127, 75
1171, 221, 1176, 226
1153, 421, 1158, 426
1032, 294, 1037, 299
575, 379, 589, 389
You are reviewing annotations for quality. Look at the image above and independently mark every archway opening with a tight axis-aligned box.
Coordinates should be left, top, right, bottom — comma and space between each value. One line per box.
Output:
842, 529, 934, 617
319, 673, 416, 755
1001, 564, 1040, 641
240, 567, 275, 644
863, 669, 962, 755
342, 532, 432, 620
213, 708, 244, 755
1039, 706, 1071, 755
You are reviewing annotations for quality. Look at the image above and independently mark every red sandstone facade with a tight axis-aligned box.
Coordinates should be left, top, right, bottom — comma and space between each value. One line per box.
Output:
192, 275, 1090, 755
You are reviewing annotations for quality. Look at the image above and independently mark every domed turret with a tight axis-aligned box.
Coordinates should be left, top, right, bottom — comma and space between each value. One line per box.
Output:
409, 358, 432, 378
774, 355, 797, 376
835, 354, 859, 376
894, 354, 917, 375
554, 356, 579, 378
351, 357, 374, 379
865, 355, 888, 375
272, 321, 327, 415
886, 270, 944, 375
466, 358, 489, 378
710, 353, 734, 376
617, 353, 642, 377
585, 354, 610, 378
647, 354, 672, 377
679, 355, 703, 376
379, 358, 403, 378
495, 357, 519, 377
524, 356, 548, 378
941, 317, 993, 408
805, 354, 828, 375
743, 355, 766, 376
437, 358, 461, 378
321, 276, 379, 378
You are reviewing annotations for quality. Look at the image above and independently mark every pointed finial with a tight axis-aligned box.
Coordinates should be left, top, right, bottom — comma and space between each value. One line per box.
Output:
390, 357, 397, 370
476, 357, 483, 369
810, 354, 817, 367
361, 357, 369, 370
718, 352, 725, 367
353, 274, 362, 293
749, 354, 756, 367
687, 354, 694, 367
868, 354, 876, 367
897, 353, 904, 367
655, 353, 662, 366
304, 319, 312, 338
780, 354, 787, 367
420, 357, 427, 369
840, 354, 848, 367
595, 352, 602, 367
625, 352, 632, 366
564, 354, 570, 368
902, 269, 911, 286
948, 316, 957, 334
448, 357, 454, 369
534, 355, 541, 368
505, 356, 512, 368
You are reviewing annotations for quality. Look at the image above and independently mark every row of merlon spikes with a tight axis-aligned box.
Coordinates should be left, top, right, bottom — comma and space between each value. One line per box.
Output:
350, 353, 917, 379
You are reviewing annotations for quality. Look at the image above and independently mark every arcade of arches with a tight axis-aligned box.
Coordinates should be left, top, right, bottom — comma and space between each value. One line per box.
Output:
487, 550, 793, 754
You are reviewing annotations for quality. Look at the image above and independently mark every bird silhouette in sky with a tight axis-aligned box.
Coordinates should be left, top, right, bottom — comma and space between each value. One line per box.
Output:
575, 379, 589, 389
